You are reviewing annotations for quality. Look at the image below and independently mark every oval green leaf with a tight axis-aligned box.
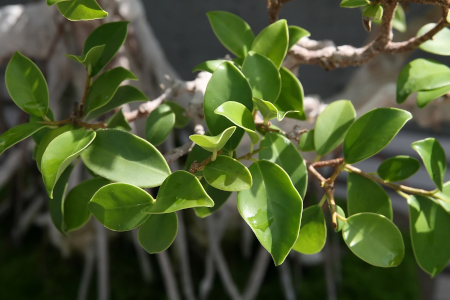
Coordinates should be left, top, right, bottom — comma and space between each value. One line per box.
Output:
36, 124, 75, 171
138, 212, 178, 254
0, 123, 49, 156
49, 164, 74, 235
273, 67, 306, 121
416, 85, 450, 108
165, 101, 191, 129
57, 0, 107, 21
363, 4, 383, 21
203, 155, 252, 191
412, 138, 446, 191
377, 155, 420, 182
192, 60, 227, 73
393, 5, 407, 33
335, 205, 346, 232
194, 179, 232, 218
145, 104, 175, 146
251, 19, 288, 69
29, 109, 55, 144
293, 205, 326, 255
417, 23, 450, 56
106, 108, 132, 131
190, 126, 236, 154
298, 129, 315, 152
66, 45, 105, 73
253, 98, 278, 123
340, 0, 370, 8
288, 26, 310, 49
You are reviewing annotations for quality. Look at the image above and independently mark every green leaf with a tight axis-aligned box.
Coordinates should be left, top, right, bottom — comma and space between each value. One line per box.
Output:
89, 183, 154, 231
237, 160, 303, 265
417, 23, 450, 56
64, 178, 110, 232
335, 205, 346, 232
165, 101, 191, 129
57, 0, 107, 21
49, 164, 74, 235
363, 4, 383, 21
288, 26, 310, 49
412, 138, 446, 191
194, 179, 232, 218
138, 213, 178, 254
259, 132, 308, 199
274, 67, 306, 121
253, 98, 278, 122
84, 67, 138, 114
203, 155, 252, 191
36, 124, 75, 171
408, 195, 450, 276
106, 109, 132, 131
145, 104, 175, 146
190, 126, 236, 154
83, 21, 129, 77
47, 0, 70, 6
392, 5, 406, 33
192, 60, 227, 73
340, 0, 370, 8
42, 130, 96, 198
434, 182, 450, 203
184, 143, 211, 175
29, 109, 55, 144
81, 129, 171, 188
86, 85, 149, 121
207, 11, 254, 58
0, 123, 49, 156
396, 59, 450, 104
298, 130, 315, 152
204, 61, 253, 152
251, 19, 288, 69
66, 45, 105, 74
293, 205, 326, 255
347, 173, 393, 219
417, 85, 450, 108
5, 52, 49, 117
242, 51, 281, 103
342, 213, 404, 267
343, 108, 412, 164
146, 171, 214, 213
377, 155, 420, 182
214, 102, 259, 144
315, 100, 355, 156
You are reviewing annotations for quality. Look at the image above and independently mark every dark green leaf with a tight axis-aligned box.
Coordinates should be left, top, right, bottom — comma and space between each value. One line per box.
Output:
165, 101, 190, 129
106, 108, 132, 131
194, 179, 232, 218
434, 182, 450, 204
192, 60, 227, 73
377, 155, 420, 182
203, 155, 252, 191
66, 45, 105, 74
288, 26, 310, 49
298, 129, 315, 152
273, 67, 306, 121
47, 0, 69, 5
340, 0, 370, 8
145, 104, 175, 146
417, 23, 450, 56
335, 205, 346, 232
49, 164, 74, 235
138, 213, 178, 254
293, 205, 326, 254
251, 19, 288, 69
29, 109, 55, 144
36, 124, 75, 171
57, 0, 107, 21
412, 138, 446, 191
0, 123, 49, 156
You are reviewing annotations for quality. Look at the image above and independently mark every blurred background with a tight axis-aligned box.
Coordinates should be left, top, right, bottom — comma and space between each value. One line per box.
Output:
1, 0, 450, 299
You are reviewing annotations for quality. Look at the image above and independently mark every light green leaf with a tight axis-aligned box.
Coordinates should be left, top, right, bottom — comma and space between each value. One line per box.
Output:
84, 67, 137, 114
203, 155, 252, 191
298, 129, 315, 152
392, 5, 406, 33
434, 182, 450, 204
64, 178, 110, 232
145, 104, 175, 146
237, 160, 303, 265
204, 61, 253, 152
214, 102, 259, 144
36, 124, 75, 171
242, 51, 281, 103
207, 11, 254, 58
5, 52, 49, 117
49, 164, 74, 235
377, 156, 420, 182
363, 4, 383, 21
138, 213, 178, 254
57, 0, 107, 21
340, 0, 370, 8
146, 171, 214, 213
29, 109, 55, 144
315, 100, 355, 156
81, 129, 171, 188
343, 108, 412, 164
47, 0, 70, 6
106, 108, 132, 131
412, 138, 446, 191
417, 23, 450, 56
194, 179, 232, 218
293, 205, 326, 255
253, 98, 278, 122
165, 101, 191, 129
42, 130, 96, 198
259, 132, 308, 199
335, 205, 346, 232
251, 19, 288, 69
347, 173, 393, 219
66, 45, 105, 74
190, 126, 236, 155
288, 26, 310, 49
408, 195, 450, 276
417, 85, 450, 108
274, 67, 306, 121
192, 60, 228, 73
89, 183, 154, 231
342, 213, 404, 267
0, 123, 49, 156
83, 21, 129, 77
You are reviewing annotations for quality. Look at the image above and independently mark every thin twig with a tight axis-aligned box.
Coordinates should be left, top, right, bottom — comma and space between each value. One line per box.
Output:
189, 151, 222, 174
79, 75, 92, 117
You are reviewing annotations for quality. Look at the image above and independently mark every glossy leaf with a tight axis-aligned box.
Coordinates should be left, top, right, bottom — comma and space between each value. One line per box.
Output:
393, 5, 406, 33
192, 60, 227, 73
417, 23, 450, 56
0, 123, 49, 156
203, 61, 253, 151
340, 0, 369, 8
408, 195, 450, 276
293, 205, 326, 255
207, 11, 254, 58
138, 213, 178, 254
42, 130, 96, 198
203, 155, 252, 191
347, 173, 393, 219
57, 0, 107, 21
288, 26, 310, 49
89, 183, 154, 231
81, 129, 171, 188
412, 138, 446, 191
29, 109, 55, 144
84, 67, 137, 114
49, 164, 74, 235
315, 100, 355, 156
343, 108, 412, 164
214, 102, 259, 144
86, 85, 149, 121
66, 45, 105, 74
5, 52, 49, 117
194, 179, 232, 218
242, 51, 281, 103
298, 129, 315, 152
434, 182, 450, 204
377, 155, 420, 182
190, 126, 236, 154
363, 4, 383, 20
165, 101, 191, 129
106, 109, 132, 131
47, 0, 69, 6
342, 213, 404, 267
253, 98, 278, 122
36, 124, 75, 171
335, 205, 346, 232
83, 21, 129, 77
259, 132, 308, 199
64, 178, 110, 232
145, 104, 175, 146
274, 67, 306, 121
146, 171, 214, 214
251, 19, 288, 69
396, 59, 450, 104
416, 85, 450, 108
237, 160, 303, 266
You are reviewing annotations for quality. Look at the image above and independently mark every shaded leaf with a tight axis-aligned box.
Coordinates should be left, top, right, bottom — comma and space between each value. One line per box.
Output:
66, 45, 105, 74
49, 164, 74, 235
274, 67, 306, 120
165, 101, 191, 129
377, 155, 420, 182
29, 109, 55, 144
0, 123, 49, 156
412, 138, 446, 191
138, 213, 178, 254
293, 205, 326, 255
145, 104, 175, 146
298, 129, 315, 152
251, 19, 288, 69
417, 85, 450, 108
194, 179, 232, 218
106, 109, 132, 131
203, 155, 252, 191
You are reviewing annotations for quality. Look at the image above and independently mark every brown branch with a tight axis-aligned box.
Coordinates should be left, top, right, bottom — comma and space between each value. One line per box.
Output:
310, 158, 345, 169
189, 151, 222, 174
256, 123, 307, 142
267, 0, 293, 23
79, 75, 92, 117
408, 0, 450, 8
74, 120, 107, 130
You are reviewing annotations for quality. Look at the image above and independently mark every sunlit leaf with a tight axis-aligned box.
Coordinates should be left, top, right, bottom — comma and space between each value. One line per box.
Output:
189, 126, 236, 154
274, 67, 306, 121
298, 130, 315, 152
288, 26, 310, 49
417, 23, 450, 56
36, 124, 75, 171
412, 138, 446, 191
57, 0, 107, 21
340, 0, 370, 8
0, 123, 49, 156
192, 60, 227, 73
377, 156, 420, 182
293, 205, 326, 255
203, 155, 252, 191
251, 19, 288, 69
66, 45, 105, 75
